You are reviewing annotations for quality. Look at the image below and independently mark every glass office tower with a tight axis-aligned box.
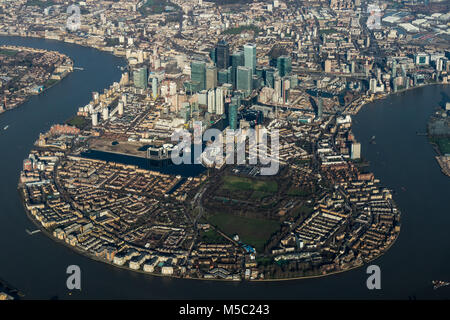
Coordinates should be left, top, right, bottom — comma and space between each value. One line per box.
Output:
243, 44, 256, 74
277, 55, 292, 77
236, 66, 252, 96
228, 103, 238, 130
133, 66, 148, 89
216, 40, 230, 70
190, 61, 206, 91
231, 51, 244, 88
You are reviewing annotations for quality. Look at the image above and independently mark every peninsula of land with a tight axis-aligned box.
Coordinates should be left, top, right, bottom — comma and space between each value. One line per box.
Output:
0, 45, 73, 114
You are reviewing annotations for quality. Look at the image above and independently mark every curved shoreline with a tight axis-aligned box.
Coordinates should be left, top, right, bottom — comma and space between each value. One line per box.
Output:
0, 44, 74, 116
349, 82, 450, 116
8, 33, 409, 283
20, 186, 401, 282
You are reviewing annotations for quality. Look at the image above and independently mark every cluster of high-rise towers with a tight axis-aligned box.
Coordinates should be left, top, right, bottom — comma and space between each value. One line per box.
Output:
186, 40, 293, 129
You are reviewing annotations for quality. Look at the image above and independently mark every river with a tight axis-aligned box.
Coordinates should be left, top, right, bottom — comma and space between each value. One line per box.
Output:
0, 36, 449, 299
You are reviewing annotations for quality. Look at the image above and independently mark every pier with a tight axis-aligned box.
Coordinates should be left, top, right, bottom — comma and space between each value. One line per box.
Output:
25, 228, 41, 235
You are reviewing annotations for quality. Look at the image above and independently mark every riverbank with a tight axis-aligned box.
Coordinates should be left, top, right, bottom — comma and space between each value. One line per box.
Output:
0, 44, 73, 116
0, 33, 126, 59
347, 82, 450, 116
427, 110, 450, 178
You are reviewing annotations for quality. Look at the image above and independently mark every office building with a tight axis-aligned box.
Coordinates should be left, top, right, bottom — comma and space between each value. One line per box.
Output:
207, 89, 215, 114
244, 44, 256, 74
152, 77, 158, 98
209, 47, 216, 65
102, 107, 109, 121
237, 66, 252, 95
226, 67, 232, 84
92, 112, 98, 126
191, 61, 206, 91
133, 66, 148, 89
218, 69, 229, 85
206, 66, 217, 90
392, 59, 397, 78
265, 68, 277, 88
198, 90, 207, 105
216, 40, 230, 69
369, 78, 377, 93
215, 87, 225, 115
118, 102, 124, 116
228, 103, 238, 130
231, 51, 244, 88
277, 55, 292, 77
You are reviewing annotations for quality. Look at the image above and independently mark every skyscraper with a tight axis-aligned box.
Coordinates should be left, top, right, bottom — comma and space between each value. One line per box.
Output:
282, 78, 290, 104
206, 66, 217, 90
231, 51, 244, 88
392, 59, 397, 78
209, 47, 216, 65
217, 69, 229, 85
274, 76, 282, 102
226, 67, 232, 85
370, 78, 377, 93
252, 75, 263, 91
264, 68, 277, 88
207, 89, 215, 114
237, 66, 252, 95
215, 87, 224, 115
228, 103, 238, 130
216, 40, 230, 70
152, 77, 158, 98
277, 55, 292, 77
190, 61, 206, 91
133, 66, 148, 89
243, 44, 256, 74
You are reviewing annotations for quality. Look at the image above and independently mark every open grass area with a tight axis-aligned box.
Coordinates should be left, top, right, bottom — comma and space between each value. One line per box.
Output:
250, 190, 272, 201
208, 212, 281, 252
199, 229, 227, 244
222, 175, 278, 193
287, 186, 314, 197
138, 0, 177, 16
291, 205, 314, 220
222, 25, 261, 35
66, 115, 87, 129
44, 79, 59, 88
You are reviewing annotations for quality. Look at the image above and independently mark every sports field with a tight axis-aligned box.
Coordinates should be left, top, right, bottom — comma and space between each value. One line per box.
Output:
208, 213, 281, 252
221, 175, 278, 193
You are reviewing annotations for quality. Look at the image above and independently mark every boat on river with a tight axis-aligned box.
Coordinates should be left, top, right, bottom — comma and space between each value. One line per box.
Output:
432, 280, 450, 290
